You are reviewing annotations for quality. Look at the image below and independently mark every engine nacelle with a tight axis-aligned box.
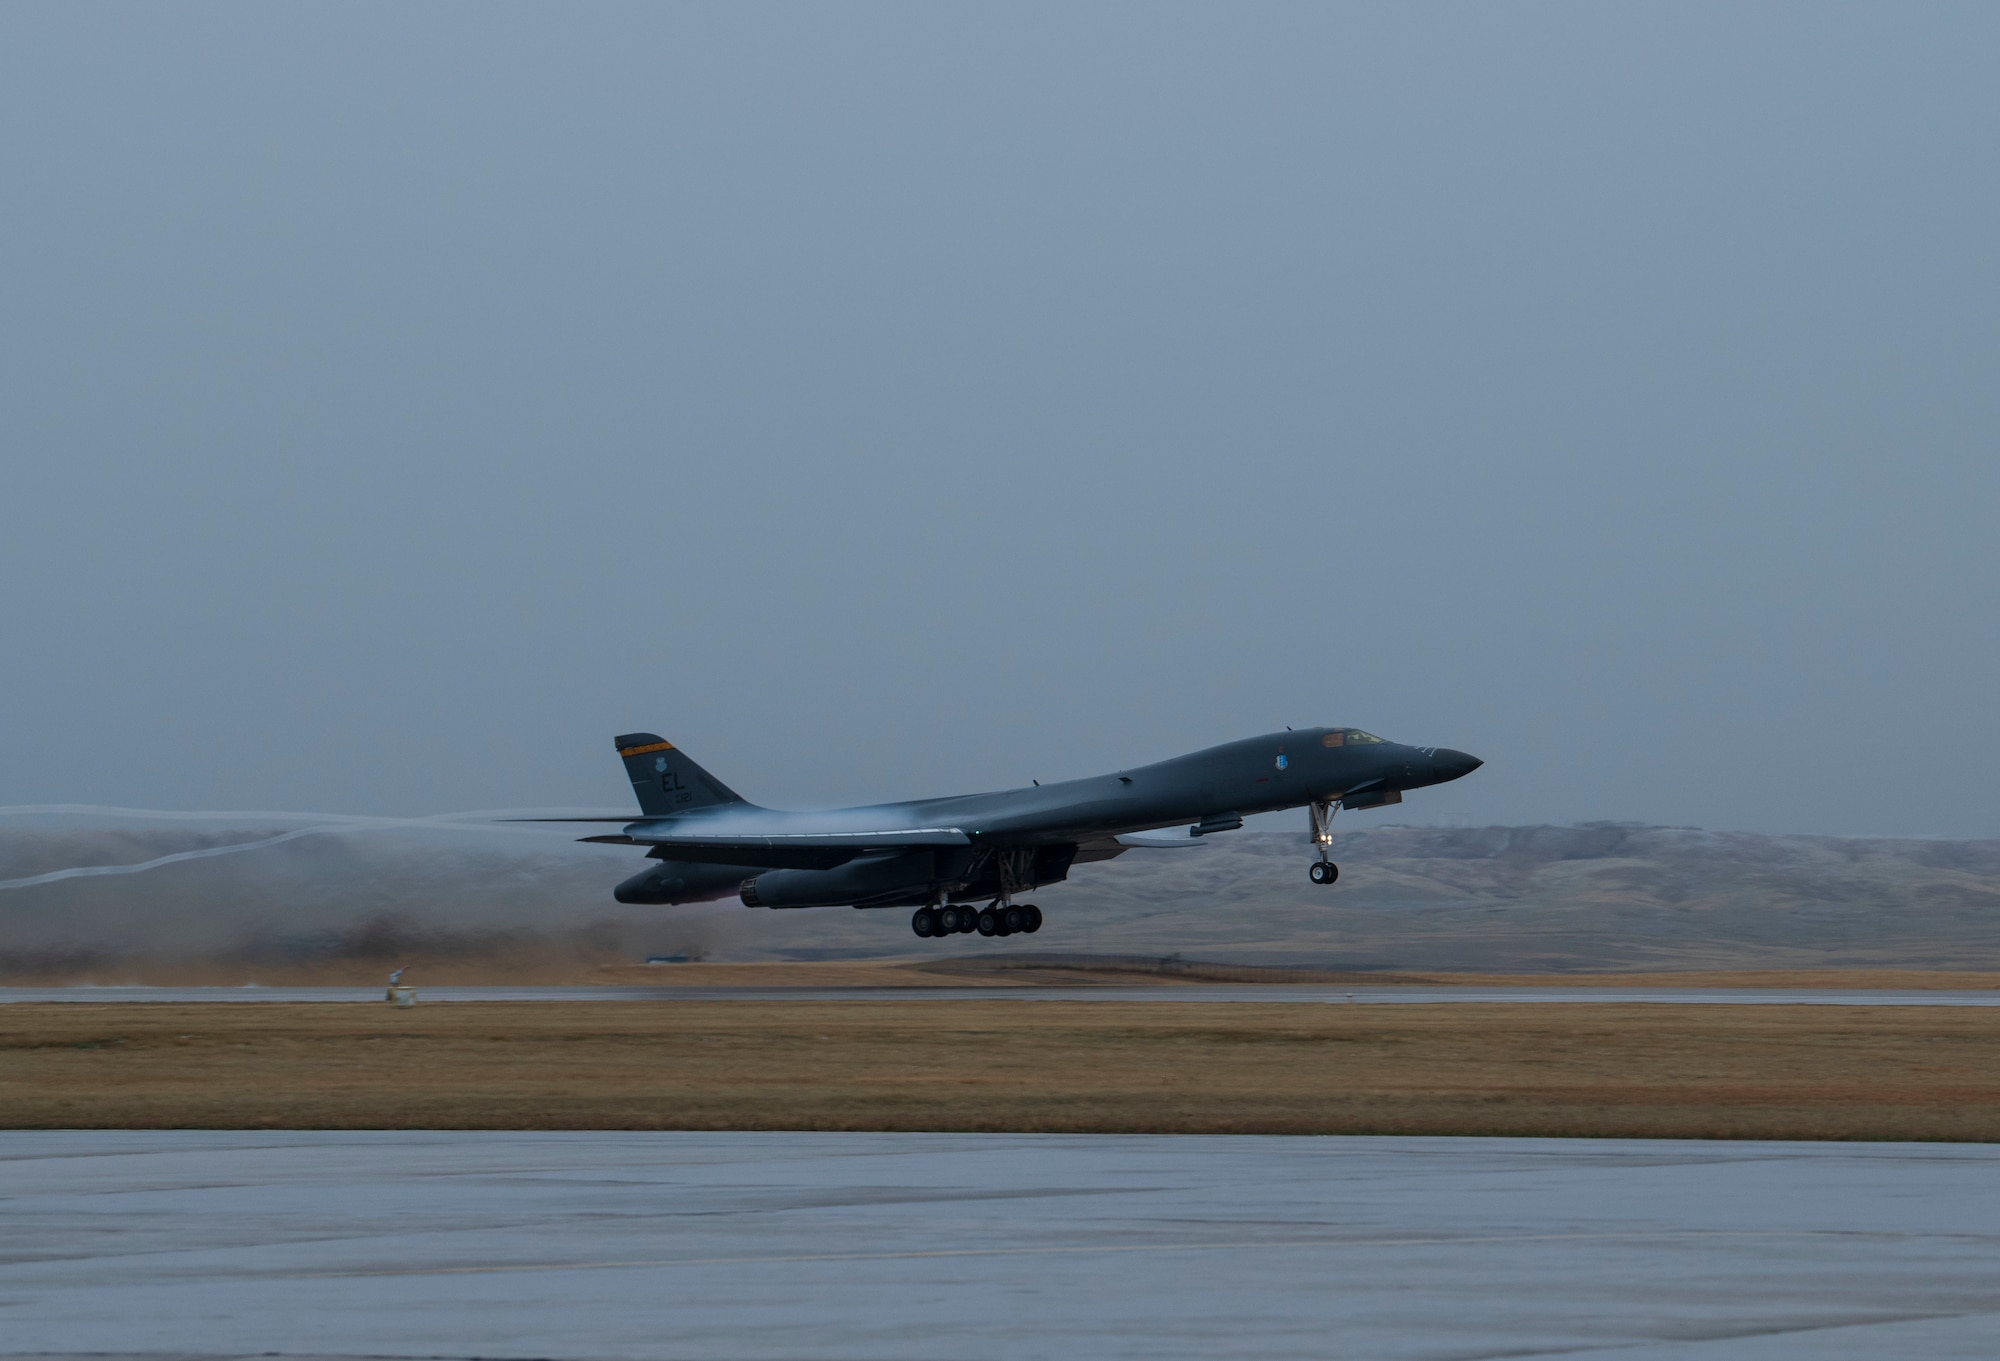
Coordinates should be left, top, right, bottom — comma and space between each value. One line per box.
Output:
613, 859, 756, 906
741, 851, 935, 909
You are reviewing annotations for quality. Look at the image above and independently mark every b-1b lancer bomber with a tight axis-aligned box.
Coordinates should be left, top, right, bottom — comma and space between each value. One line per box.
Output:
533, 728, 1481, 940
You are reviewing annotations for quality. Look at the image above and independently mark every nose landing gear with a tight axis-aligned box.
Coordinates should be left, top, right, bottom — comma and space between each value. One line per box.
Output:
1309, 798, 1340, 887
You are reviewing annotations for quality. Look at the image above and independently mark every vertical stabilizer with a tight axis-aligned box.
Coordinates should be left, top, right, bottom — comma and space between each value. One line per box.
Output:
614, 733, 746, 817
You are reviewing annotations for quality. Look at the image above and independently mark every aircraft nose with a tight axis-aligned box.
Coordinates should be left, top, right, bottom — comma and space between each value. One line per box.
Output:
1432, 748, 1483, 782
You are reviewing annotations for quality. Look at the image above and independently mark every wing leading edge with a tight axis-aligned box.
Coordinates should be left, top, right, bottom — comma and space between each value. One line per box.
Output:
578, 823, 971, 870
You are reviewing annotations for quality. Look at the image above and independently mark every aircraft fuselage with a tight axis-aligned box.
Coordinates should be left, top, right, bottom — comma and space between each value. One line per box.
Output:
597, 727, 1480, 913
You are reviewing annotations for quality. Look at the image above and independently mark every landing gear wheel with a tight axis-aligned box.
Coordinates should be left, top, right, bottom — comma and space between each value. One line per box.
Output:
958, 908, 978, 934
1308, 861, 1339, 885
1022, 904, 1043, 933
936, 906, 962, 934
912, 907, 939, 937
976, 907, 999, 937
1000, 905, 1025, 935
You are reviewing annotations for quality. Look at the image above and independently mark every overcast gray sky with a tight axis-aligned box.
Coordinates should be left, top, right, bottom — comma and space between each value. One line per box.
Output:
2, 3, 1995, 837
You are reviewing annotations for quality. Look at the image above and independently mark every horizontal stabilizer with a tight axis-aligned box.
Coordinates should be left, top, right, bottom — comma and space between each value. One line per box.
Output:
502, 816, 659, 823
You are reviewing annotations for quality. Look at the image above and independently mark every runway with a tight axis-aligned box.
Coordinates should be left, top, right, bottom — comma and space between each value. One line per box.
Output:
2, 1132, 1996, 1360
5, 983, 2000, 1005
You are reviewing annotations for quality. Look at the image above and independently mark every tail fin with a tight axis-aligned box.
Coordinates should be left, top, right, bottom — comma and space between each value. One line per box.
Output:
615, 733, 747, 817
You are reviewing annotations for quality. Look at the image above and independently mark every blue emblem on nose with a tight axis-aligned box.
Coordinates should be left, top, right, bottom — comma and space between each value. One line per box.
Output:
1275, 754, 1289, 771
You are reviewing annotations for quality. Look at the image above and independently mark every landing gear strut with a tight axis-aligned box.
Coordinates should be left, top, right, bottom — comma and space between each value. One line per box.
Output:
1308, 799, 1340, 886
914, 845, 1048, 939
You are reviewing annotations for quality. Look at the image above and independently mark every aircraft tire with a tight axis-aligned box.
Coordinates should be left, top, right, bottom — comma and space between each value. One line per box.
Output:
935, 906, 961, 933
912, 907, 938, 937
1022, 904, 1042, 933
976, 908, 999, 937
1000, 905, 1025, 934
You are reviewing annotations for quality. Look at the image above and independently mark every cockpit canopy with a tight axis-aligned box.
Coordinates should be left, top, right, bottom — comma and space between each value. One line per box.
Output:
1321, 728, 1386, 747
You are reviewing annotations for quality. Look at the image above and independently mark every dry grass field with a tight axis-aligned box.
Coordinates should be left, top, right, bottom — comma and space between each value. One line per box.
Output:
4, 1000, 1997, 1140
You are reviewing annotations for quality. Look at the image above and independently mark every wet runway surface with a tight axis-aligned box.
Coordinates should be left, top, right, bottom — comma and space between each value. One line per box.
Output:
5, 983, 2000, 1005
2, 1131, 1996, 1360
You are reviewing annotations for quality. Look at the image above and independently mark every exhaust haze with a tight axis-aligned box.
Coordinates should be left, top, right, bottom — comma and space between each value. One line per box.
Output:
3, 820, 1995, 979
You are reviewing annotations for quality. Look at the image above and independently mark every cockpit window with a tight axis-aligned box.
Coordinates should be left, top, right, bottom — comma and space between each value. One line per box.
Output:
1323, 728, 1385, 747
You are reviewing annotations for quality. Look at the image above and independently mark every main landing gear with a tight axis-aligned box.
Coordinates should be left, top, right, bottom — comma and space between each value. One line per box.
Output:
911, 903, 1042, 939
1308, 798, 1340, 887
